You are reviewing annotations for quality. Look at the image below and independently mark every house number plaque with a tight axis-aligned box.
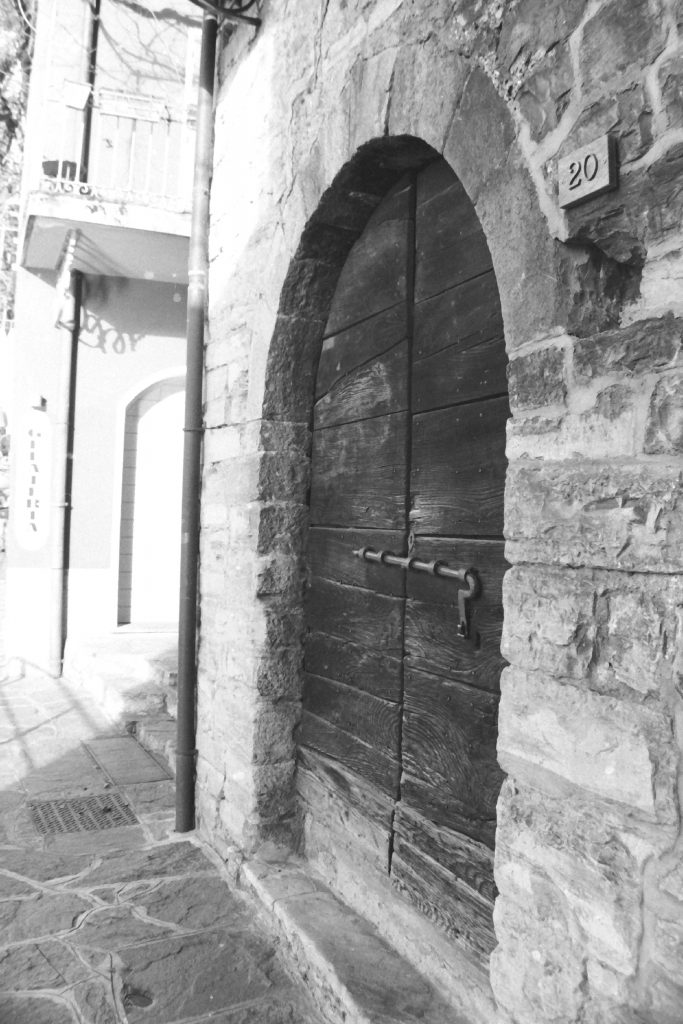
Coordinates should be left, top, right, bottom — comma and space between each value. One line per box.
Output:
558, 134, 617, 209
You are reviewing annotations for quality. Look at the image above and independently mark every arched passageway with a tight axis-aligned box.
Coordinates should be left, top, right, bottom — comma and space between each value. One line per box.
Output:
118, 376, 185, 626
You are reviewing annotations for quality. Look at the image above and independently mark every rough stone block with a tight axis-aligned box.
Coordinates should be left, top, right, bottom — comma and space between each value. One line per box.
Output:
517, 41, 573, 141
491, 882, 586, 1024
497, 0, 586, 75
208, 644, 302, 702
560, 84, 654, 167
636, 962, 683, 1024
507, 379, 646, 460
262, 315, 325, 421
644, 374, 683, 453
388, 35, 469, 148
496, 781, 652, 976
259, 419, 311, 455
498, 667, 678, 823
505, 460, 683, 572
651, 914, 683, 979
216, 690, 300, 767
444, 67, 516, 206
566, 144, 683, 266
507, 345, 567, 410
255, 552, 304, 598
659, 51, 683, 131
278, 259, 341, 320
572, 317, 682, 382
501, 566, 683, 700
580, 0, 666, 100
475, 165, 562, 349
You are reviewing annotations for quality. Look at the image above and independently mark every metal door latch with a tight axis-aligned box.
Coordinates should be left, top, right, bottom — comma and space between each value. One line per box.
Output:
353, 546, 481, 640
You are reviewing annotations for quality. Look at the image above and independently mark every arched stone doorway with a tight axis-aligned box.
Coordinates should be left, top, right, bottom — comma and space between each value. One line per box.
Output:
299, 155, 508, 963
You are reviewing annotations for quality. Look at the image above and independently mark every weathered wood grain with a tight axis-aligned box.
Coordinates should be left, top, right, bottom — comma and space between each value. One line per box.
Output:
403, 537, 507, 688
310, 412, 408, 529
307, 527, 407, 596
410, 397, 509, 536
401, 666, 503, 847
400, 776, 497, 850
298, 746, 395, 831
393, 804, 497, 903
305, 577, 404, 653
413, 334, 507, 413
298, 711, 400, 797
325, 178, 411, 337
316, 303, 407, 398
303, 673, 401, 758
414, 162, 492, 301
314, 340, 408, 429
391, 849, 496, 959
405, 537, 506, 604
404, 598, 505, 690
304, 631, 402, 702
413, 270, 504, 362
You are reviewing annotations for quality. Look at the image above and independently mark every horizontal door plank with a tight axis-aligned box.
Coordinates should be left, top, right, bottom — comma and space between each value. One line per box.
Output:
310, 413, 408, 529
404, 599, 505, 690
325, 179, 411, 337
413, 270, 504, 362
298, 747, 395, 831
401, 666, 503, 845
410, 397, 509, 536
403, 537, 506, 688
305, 577, 404, 653
298, 711, 400, 797
316, 303, 406, 398
314, 340, 408, 429
304, 631, 402, 702
413, 334, 507, 413
307, 527, 406, 596
405, 537, 507, 605
303, 673, 401, 758
400, 775, 498, 850
297, 750, 393, 873
415, 163, 492, 301
391, 848, 496, 960
393, 804, 496, 904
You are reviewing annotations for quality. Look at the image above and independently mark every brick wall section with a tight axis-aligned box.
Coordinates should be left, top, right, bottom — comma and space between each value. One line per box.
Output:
199, 1, 683, 1021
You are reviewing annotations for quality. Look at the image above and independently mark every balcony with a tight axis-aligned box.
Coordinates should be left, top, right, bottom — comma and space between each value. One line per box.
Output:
22, 90, 195, 283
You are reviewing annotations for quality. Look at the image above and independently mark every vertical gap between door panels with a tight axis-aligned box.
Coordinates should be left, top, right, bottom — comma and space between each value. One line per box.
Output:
388, 171, 417, 876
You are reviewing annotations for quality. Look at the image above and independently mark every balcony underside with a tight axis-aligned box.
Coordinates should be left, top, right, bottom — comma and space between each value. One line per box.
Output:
22, 190, 190, 283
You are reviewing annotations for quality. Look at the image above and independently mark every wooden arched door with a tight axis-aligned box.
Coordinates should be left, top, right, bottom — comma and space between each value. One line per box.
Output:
299, 158, 508, 962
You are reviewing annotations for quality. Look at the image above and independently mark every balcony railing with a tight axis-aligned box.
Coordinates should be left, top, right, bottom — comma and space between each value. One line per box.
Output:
38, 90, 196, 212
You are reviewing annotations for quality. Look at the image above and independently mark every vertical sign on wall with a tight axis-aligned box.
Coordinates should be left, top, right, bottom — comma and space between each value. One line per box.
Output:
14, 409, 52, 551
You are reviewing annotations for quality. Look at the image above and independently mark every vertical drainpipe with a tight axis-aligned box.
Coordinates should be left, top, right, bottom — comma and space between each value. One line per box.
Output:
48, 0, 100, 677
176, 10, 218, 832
80, 0, 101, 182
49, 238, 81, 678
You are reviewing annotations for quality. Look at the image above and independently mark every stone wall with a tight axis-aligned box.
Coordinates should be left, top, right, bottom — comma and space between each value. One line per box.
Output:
199, 1, 683, 1021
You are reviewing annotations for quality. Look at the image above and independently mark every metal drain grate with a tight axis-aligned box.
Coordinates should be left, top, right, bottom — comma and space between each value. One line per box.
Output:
29, 793, 138, 835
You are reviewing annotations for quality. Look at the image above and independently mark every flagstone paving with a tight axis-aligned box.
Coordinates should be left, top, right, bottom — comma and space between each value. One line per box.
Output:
0, 668, 323, 1024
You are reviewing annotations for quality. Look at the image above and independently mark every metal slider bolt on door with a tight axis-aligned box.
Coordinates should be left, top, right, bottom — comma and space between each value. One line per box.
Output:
352, 546, 481, 641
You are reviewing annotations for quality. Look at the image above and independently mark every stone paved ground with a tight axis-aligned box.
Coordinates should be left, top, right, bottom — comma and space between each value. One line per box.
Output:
0, 555, 323, 1024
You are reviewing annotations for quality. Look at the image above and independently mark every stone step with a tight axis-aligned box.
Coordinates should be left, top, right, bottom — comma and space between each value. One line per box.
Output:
63, 632, 177, 727
134, 713, 177, 773
241, 858, 472, 1024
